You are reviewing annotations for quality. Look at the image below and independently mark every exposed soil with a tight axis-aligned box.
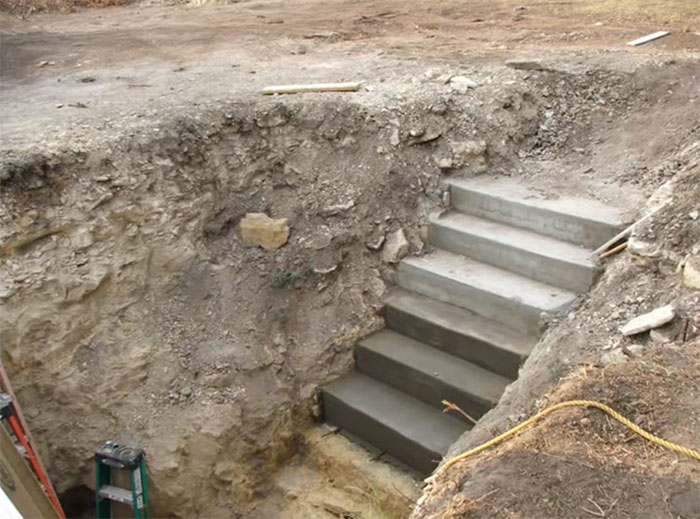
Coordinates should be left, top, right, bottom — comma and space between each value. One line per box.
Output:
1, 1, 699, 518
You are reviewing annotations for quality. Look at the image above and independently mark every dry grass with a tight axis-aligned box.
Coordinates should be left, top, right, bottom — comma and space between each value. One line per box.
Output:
419, 340, 700, 518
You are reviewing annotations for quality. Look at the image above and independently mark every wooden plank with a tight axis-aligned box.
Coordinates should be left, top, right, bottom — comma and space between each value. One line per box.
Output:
262, 82, 361, 95
0, 426, 60, 519
626, 31, 670, 46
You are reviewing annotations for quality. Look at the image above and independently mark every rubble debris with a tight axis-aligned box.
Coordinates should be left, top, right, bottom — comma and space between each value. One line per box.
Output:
620, 304, 676, 336
240, 213, 290, 250
626, 31, 670, 47
262, 82, 361, 95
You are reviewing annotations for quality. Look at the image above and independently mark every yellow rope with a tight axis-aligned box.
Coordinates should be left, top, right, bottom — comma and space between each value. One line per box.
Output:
438, 399, 700, 474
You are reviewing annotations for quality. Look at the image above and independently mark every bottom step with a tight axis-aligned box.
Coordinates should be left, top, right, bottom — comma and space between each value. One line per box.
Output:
322, 373, 467, 474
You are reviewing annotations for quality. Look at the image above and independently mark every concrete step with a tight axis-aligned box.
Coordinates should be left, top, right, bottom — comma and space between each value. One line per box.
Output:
447, 177, 626, 248
356, 329, 510, 419
429, 212, 598, 292
322, 372, 467, 474
385, 288, 534, 379
398, 250, 577, 336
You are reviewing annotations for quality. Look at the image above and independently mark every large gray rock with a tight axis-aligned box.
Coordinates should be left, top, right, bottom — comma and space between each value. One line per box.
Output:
240, 213, 289, 250
620, 304, 675, 336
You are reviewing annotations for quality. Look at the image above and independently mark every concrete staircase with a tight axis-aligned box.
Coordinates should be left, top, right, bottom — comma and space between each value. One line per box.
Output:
322, 177, 625, 475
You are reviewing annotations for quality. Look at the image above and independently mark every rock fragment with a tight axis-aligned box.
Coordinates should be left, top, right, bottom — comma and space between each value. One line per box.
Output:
381, 228, 409, 264
620, 304, 675, 336
449, 76, 477, 94
240, 213, 289, 250
683, 256, 700, 290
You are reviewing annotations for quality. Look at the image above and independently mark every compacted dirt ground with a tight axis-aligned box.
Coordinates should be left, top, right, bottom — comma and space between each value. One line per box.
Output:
1, 0, 700, 148
1, 1, 700, 518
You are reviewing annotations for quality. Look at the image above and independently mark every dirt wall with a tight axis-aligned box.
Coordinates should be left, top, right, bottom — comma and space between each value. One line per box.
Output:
0, 90, 543, 516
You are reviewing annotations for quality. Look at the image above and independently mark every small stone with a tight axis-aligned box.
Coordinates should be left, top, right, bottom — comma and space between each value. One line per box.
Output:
627, 236, 661, 258
181, 387, 192, 397
620, 304, 675, 336
305, 227, 332, 250
381, 228, 409, 264
441, 190, 451, 208
506, 59, 548, 71
312, 264, 338, 275
689, 211, 699, 221
389, 128, 400, 147
449, 76, 478, 94
683, 256, 700, 290
0, 282, 14, 301
650, 328, 675, 344
579, 417, 591, 427
430, 102, 448, 115
240, 213, 290, 250
71, 227, 94, 251
626, 344, 644, 356
601, 348, 628, 365
320, 200, 355, 216
365, 232, 385, 251
434, 156, 453, 169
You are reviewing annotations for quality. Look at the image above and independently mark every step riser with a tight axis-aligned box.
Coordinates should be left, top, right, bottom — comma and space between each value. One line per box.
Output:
398, 262, 548, 336
355, 344, 493, 421
429, 222, 596, 293
385, 303, 523, 379
450, 186, 619, 248
322, 390, 441, 474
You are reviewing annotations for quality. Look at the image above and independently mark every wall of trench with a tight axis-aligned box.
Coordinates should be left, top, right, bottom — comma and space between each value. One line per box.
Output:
0, 66, 645, 516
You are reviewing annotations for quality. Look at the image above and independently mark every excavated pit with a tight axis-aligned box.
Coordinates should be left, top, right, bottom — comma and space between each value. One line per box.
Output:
1, 59, 699, 518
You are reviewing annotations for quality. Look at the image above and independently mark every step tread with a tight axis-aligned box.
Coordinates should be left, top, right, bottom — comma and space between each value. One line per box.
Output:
323, 372, 466, 456
359, 329, 511, 405
401, 249, 577, 313
99, 485, 133, 505
431, 212, 596, 268
447, 177, 625, 226
386, 288, 536, 357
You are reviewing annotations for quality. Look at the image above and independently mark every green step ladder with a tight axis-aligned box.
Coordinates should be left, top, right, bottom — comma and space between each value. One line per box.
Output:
95, 441, 150, 519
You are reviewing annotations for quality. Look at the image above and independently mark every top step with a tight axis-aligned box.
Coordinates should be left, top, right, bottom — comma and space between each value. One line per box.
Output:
447, 177, 627, 248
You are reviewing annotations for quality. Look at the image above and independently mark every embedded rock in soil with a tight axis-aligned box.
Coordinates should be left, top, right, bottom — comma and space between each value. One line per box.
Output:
683, 256, 700, 290
381, 228, 409, 264
240, 213, 290, 251
620, 304, 676, 336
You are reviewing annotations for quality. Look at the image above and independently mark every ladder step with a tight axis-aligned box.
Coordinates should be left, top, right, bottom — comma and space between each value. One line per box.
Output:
99, 485, 133, 506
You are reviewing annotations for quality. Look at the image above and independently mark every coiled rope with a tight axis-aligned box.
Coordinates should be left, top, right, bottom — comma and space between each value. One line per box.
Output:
438, 399, 700, 474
